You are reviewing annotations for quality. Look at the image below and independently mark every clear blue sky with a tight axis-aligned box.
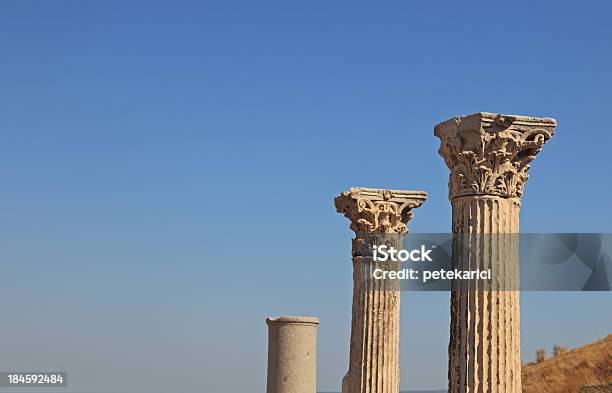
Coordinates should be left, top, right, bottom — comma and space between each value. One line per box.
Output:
0, 2, 611, 393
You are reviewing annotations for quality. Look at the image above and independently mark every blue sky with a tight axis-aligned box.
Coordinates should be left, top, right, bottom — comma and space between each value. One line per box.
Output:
0, 1, 611, 393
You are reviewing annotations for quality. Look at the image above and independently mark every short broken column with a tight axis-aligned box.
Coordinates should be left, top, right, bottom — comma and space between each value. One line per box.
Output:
335, 187, 427, 393
435, 112, 556, 393
266, 316, 319, 393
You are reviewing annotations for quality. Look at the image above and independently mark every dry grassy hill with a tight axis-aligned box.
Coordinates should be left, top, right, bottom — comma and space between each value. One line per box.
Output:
522, 334, 612, 393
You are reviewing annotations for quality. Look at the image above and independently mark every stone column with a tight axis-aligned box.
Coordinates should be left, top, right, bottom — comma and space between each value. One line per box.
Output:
435, 112, 556, 393
266, 316, 319, 393
335, 187, 427, 393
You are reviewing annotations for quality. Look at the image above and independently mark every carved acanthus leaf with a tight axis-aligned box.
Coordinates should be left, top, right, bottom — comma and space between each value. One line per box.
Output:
335, 187, 427, 234
435, 113, 556, 199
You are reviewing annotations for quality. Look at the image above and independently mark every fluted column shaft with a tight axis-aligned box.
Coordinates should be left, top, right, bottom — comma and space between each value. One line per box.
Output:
345, 234, 402, 393
434, 112, 556, 393
335, 187, 427, 393
449, 196, 521, 393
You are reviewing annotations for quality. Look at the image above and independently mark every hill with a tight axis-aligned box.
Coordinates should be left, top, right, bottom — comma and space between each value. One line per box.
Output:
522, 334, 612, 393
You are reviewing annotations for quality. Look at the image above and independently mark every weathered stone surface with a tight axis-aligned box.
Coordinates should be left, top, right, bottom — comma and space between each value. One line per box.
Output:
435, 112, 556, 200
266, 316, 319, 393
435, 113, 556, 393
335, 187, 427, 393
448, 197, 521, 393
335, 187, 427, 235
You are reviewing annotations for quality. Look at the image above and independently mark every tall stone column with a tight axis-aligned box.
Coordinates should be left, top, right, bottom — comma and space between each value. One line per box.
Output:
335, 187, 427, 393
435, 112, 556, 393
266, 316, 319, 393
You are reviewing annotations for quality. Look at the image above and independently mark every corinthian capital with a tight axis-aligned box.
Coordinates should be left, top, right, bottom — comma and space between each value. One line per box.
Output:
434, 112, 556, 200
335, 187, 427, 234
